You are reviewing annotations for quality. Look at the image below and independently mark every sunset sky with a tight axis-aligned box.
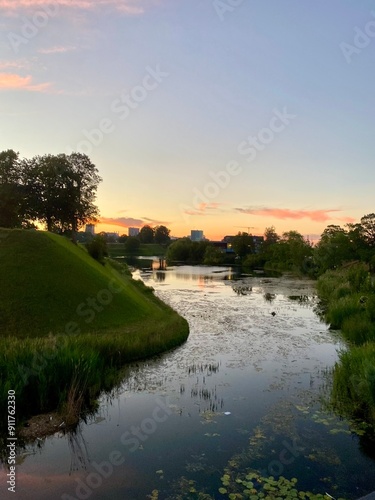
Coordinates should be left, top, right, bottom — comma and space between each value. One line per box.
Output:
1, 0, 374, 240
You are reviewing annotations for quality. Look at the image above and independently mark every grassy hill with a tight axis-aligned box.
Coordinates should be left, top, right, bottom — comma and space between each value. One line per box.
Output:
0, 229, 188, 426
0, 230, 167, 337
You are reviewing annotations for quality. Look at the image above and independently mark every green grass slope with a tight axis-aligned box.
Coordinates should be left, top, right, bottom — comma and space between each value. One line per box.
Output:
0, 229, 188, 424
0, 229, 168, 337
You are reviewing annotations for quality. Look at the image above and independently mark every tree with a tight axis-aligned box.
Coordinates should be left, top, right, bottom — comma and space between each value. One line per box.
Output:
154, 225, 170, 245
231, 232, 255, 258
166, 238, 192, 262
118, 234, 128, 244
203, 245, 225, 265
63, 153, 102, 241
139, 225, 154, 243
314, 225, 355, 273
23, 154, 69, 232
86, 234, 108, 264
263, 226, 279, 248
360, 213, 375, 247
268, 230, 312, 271
124, 236, 141, 254
24, 153, 102, 240
0, 150, 24, 228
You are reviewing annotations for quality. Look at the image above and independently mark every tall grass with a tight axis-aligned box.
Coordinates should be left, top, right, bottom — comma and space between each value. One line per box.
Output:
332, 344, 375, 424
317, 263, 375, 426
0, 314, 188, 427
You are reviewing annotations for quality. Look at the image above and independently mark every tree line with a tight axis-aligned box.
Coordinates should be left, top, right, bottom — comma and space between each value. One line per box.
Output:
0, 149, 101, 241
121, 225, 171, 253
165, 214, 375, 275
243, 215, 375, 277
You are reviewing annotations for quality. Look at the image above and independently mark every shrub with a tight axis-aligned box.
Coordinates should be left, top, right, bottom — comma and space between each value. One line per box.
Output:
342, 314, 375, 344
326, 295, 363, 329
86, 235, 108, 264
348, 263, 372, 293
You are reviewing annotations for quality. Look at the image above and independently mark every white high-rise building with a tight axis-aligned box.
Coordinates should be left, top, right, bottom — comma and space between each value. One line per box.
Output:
190, 230, 204, 242
85, 224, 95, 235
128, 227, 140, 237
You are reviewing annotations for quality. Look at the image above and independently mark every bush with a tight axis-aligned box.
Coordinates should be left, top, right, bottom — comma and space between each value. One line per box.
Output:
124, 236, 141, 254
348, 263, 372, 293
326, 295, 364, 329
86, 235, 108, 264
342, 313, 375, 344
316, 270, 347, 302
334, 283, 352, 300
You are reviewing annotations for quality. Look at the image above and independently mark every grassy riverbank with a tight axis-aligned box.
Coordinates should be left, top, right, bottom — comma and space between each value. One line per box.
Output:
0, 229, 188, 429
316, 264, 375, 426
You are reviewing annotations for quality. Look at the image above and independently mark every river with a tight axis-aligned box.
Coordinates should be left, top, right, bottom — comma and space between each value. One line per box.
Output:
2, 264, 375, 499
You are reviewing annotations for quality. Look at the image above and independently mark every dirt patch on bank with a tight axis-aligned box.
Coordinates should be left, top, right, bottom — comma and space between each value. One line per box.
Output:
19, 412, 76, 441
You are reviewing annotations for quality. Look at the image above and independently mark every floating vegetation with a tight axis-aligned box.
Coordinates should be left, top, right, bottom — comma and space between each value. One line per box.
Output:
217, 470, 346, 500
307, 447, 341, 466
288, 295, 311, 303
263, 292, 276, 303
232, 284, 253, 295
147, 489, 159, 499
200, 409, 221, 424
295, 403, 369, 439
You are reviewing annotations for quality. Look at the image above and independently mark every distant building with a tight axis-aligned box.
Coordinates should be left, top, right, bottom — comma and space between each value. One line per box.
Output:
252, 235, 264, 253
128, 227, 140, 237
85, 224, 95, 235
190, 230, 204, 242
222, 235, 235, 243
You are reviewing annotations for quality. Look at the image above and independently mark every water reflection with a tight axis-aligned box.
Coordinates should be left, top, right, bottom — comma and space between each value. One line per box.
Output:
154, 271, 166, 282
6, 266, 375, 499
67, 426, 89, 473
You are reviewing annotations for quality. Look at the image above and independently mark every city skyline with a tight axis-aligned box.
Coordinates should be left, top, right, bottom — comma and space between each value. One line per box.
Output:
1, 1, 374, 240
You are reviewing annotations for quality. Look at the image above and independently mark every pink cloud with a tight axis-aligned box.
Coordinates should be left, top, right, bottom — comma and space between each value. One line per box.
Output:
100, 217, 144, 228
183, 202, 223, 216
38, 45, 77, 54
0, 72, 51, 91
99, 216, 169, 228
235, 207, 355, 223
0, 1, 152, 15
0, 60, 29, 70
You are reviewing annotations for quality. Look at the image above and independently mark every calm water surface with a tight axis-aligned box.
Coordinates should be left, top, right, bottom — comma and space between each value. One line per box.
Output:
2, 264, 375, 499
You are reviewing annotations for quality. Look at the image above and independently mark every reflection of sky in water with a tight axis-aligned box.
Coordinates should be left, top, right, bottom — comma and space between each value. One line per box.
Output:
8, 267, 375, 500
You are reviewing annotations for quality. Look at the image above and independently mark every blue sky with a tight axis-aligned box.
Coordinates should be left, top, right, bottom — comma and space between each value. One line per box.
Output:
1, 0, 374, 239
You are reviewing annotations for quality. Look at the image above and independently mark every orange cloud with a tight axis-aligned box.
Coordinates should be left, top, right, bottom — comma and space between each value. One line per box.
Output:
0, 72, 51, 91
183, 202, 223, 216
0, 0, 149, 15
235, 207, 355, 223
100, 217, 144, 228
